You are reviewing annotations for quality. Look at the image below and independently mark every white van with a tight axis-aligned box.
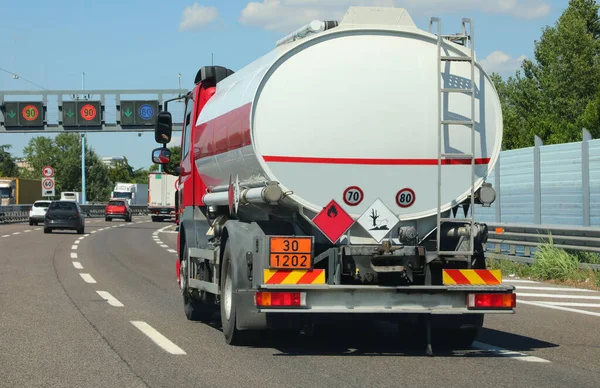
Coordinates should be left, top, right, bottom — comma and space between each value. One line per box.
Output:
61, 192, 81, 203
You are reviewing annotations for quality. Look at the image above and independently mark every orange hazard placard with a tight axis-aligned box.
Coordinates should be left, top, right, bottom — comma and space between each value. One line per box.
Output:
269, 236, 312, 269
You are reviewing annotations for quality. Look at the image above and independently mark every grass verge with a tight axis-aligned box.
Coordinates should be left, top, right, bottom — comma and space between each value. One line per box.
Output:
487, 235, 600, 291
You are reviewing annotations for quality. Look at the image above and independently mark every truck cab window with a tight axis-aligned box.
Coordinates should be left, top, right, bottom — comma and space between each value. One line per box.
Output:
182, 98, 194, 158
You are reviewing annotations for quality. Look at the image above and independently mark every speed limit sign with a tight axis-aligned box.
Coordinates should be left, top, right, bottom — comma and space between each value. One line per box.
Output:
42, 177, 55, 197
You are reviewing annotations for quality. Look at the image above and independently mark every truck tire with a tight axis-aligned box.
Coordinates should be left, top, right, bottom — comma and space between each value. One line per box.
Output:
180, 241, 214, 322
220, 239, 249, 345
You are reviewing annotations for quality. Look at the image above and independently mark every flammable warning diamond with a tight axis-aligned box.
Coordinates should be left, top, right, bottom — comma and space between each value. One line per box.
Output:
312, 199, 355, 243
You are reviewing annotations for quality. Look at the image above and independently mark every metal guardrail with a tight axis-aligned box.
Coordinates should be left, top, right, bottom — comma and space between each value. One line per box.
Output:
485, 223, 600, 271
0, 204, 150, 224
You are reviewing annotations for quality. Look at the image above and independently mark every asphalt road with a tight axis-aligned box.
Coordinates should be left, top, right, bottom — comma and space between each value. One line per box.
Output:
1, 217, 599, 388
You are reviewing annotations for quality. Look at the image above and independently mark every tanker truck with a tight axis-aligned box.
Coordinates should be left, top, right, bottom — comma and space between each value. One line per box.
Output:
151, 6, 515, 353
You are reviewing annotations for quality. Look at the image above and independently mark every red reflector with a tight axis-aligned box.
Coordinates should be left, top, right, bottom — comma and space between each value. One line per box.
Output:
255, 291, 304, 307
467, 293, 516, 309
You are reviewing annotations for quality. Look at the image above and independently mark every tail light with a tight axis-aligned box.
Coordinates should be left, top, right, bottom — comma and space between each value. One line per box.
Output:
467, 293, 516, 309
255, 291, 305, 307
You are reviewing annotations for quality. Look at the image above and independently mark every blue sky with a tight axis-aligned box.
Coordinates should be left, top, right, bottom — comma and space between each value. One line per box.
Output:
1, 0, 570, 170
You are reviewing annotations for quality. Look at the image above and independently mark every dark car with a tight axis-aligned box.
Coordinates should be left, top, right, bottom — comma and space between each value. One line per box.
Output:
105, 199, 132, 222
44, 200, 85, 234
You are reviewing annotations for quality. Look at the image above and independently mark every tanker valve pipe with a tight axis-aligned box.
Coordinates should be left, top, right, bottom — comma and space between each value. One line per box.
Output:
202, 183, 284, 207
276, 20, 339, 47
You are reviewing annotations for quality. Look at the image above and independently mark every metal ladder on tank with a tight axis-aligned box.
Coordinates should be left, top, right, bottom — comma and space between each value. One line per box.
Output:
429, 17, 476, 259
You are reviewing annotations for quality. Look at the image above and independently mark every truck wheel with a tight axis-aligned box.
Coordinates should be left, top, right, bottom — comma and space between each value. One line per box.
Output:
181, 241, 214, 322
220, 240, 249, 346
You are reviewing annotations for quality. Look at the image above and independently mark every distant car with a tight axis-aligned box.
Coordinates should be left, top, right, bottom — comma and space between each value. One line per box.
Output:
105, 199, 132, 222
44, 200, 85, 234
29, 200, 52, 226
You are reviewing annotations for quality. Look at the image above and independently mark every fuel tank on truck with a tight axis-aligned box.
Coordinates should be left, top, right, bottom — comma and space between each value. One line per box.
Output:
194, 6, 503, 226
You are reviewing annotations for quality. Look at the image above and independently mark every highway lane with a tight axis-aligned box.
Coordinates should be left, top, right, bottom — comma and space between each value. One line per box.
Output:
1, 217, 599, 387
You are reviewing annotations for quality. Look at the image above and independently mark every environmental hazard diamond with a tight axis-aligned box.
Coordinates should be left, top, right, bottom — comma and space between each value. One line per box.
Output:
356, 198, 399, 243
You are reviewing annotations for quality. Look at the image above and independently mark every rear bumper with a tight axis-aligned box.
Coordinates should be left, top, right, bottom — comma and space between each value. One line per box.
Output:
105, 212, 129, 218
235, 285, 515, 330
44, 219, 83, 229
29, 215, 45, 221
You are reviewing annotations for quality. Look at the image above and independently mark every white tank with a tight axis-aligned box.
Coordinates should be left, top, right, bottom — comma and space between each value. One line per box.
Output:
195, 7, 503, 222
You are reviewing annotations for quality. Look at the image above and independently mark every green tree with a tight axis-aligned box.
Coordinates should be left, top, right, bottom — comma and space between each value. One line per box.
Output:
107, 157, 134, 184
0, 145, 18, 177
132, 168, 150, 184
496, 0, 600, 148
21, 133, 111, 202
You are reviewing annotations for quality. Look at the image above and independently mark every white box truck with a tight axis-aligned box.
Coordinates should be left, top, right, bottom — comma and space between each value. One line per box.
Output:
147, 172, 177, 222
111, 183, 148, 206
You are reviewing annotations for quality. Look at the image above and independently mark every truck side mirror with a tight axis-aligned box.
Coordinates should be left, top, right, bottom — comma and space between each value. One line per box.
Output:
152, 147, 171, 164
154, 111, 173, 144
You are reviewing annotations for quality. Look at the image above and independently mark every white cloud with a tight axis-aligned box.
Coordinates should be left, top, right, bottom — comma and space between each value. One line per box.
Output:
480, 50, 527, 75
239, 0, 551, 32
179, 3, 218, 31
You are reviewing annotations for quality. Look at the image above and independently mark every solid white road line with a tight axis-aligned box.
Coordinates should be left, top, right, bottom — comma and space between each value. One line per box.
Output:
130, 321, 186, 355
532, 301, 600, 308
72, 261, 83, 269
70, 252, 78, 259
518, 300, 600, 317
96, 291, 124, 307
502, 279, 539, 284
515, 286, 596, 293
167, 249, 177, 253
80, 273, 96, 284
516, 293, 600, 300
472, 342, 550, 362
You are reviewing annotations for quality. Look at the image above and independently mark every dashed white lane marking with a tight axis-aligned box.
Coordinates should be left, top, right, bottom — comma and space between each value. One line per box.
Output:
72, 245, 78, 250
80, 273, 96, 284
78, 236, 84, 240
160, 244, 169, 248
75, 240, 81, 244
91, 231, 97, 234
84, 234, 90, 237
515, 286, 596, 293
12, 232, 20, 235
24, 230, 31, 233
516, 293, 600, 300
2, 235, 9, 238
130, 321, 186, 355
518, 300, 600, 318
72, 262, 83, 269
35, 228, 42, 231
167, 249, 177, 253
96, 291, 124, 307
472, 342, 550, 363
71, 252, 78, 259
